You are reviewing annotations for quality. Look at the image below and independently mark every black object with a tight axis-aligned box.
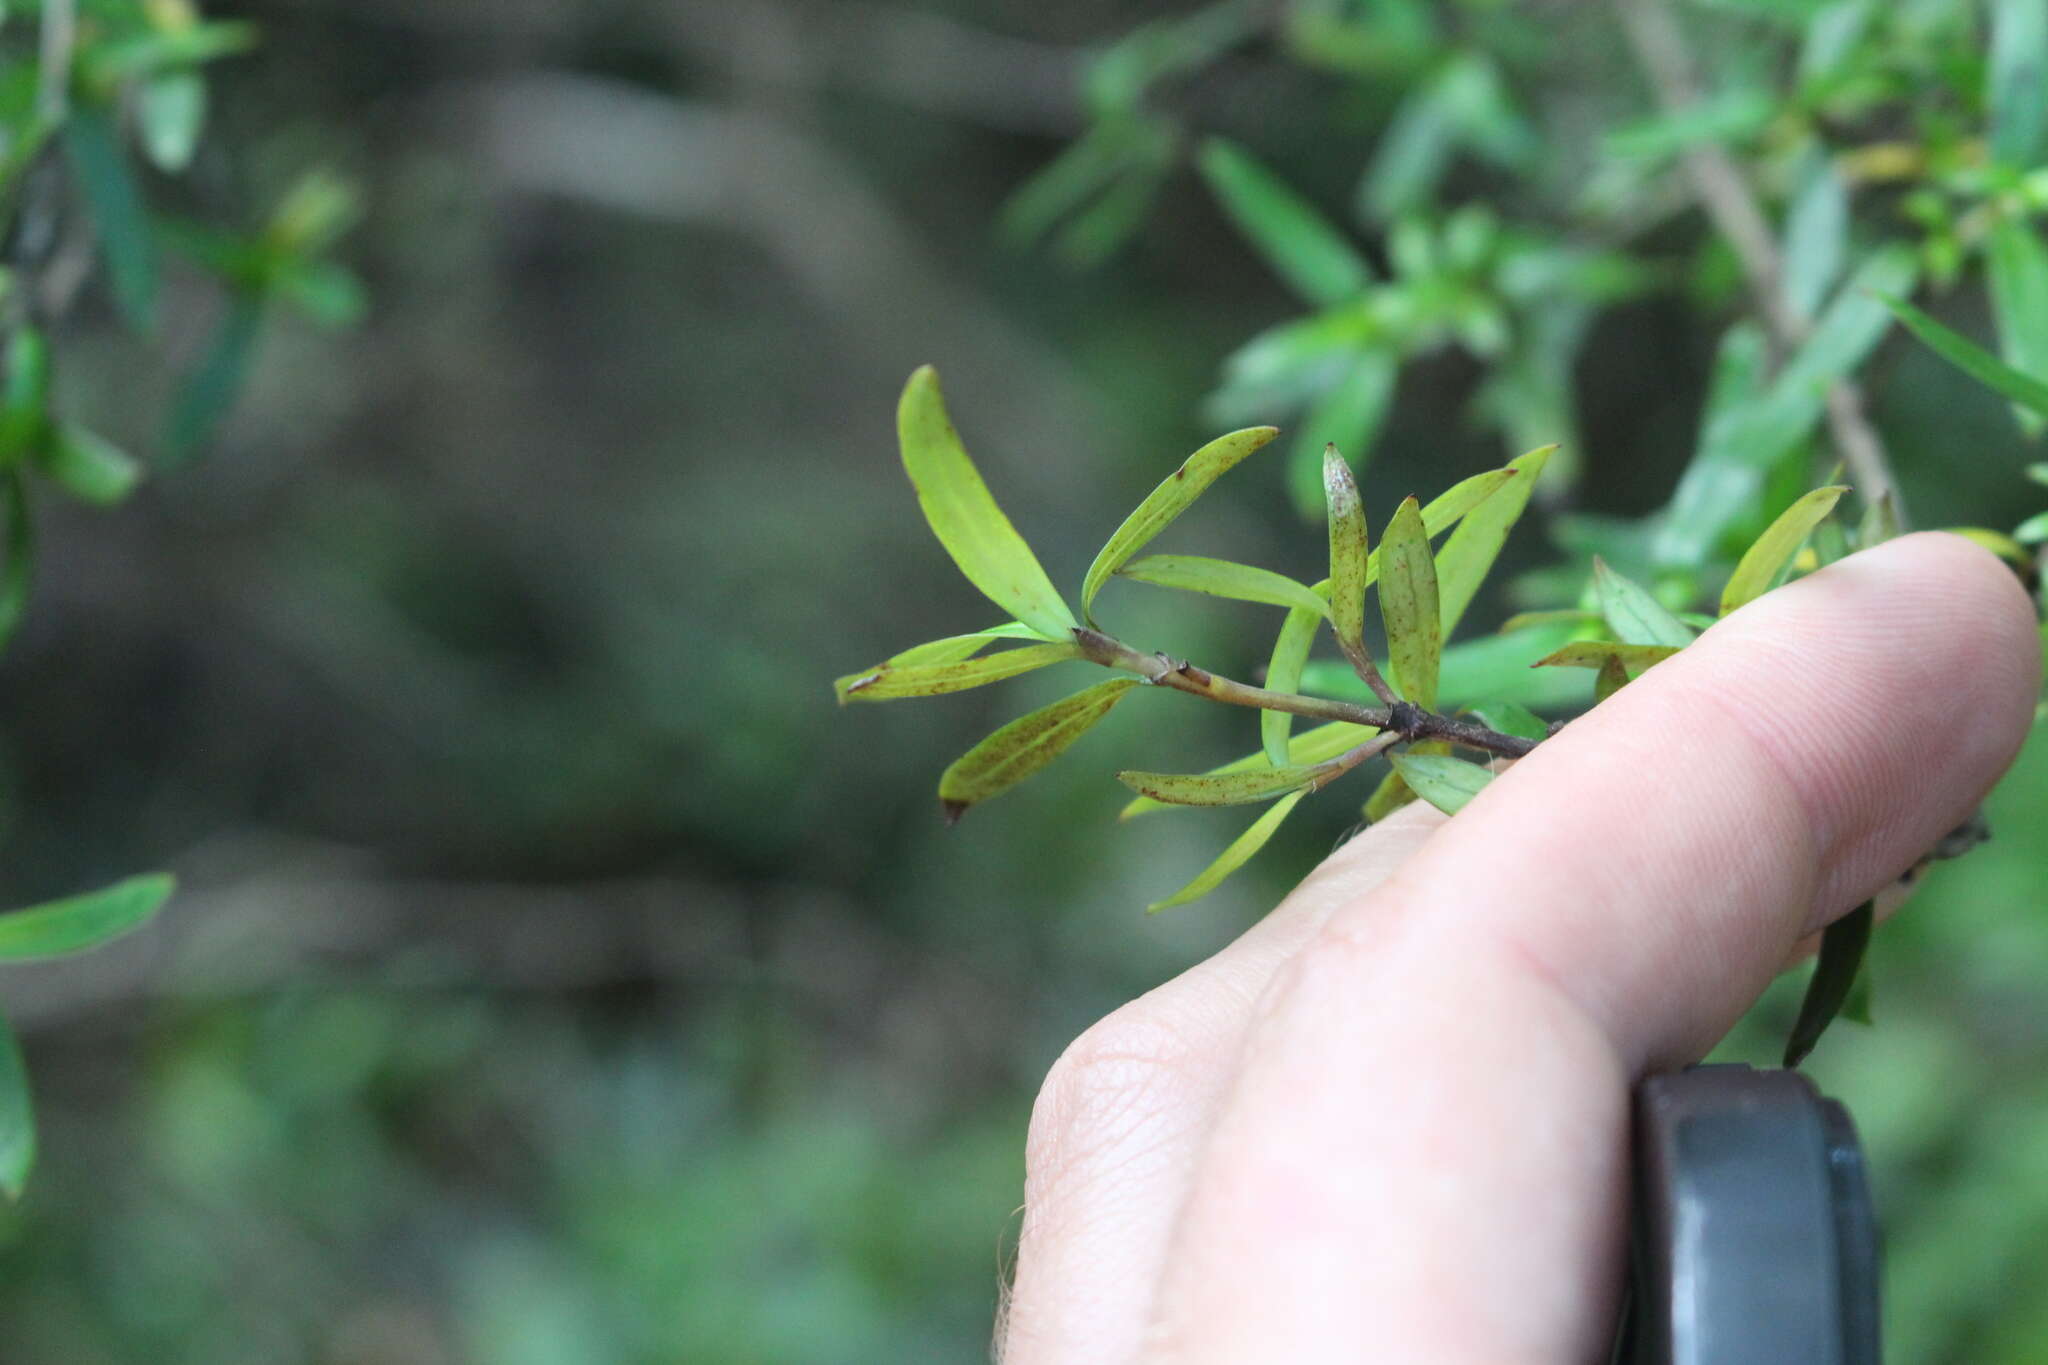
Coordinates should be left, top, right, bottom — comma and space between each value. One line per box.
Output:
1616, 1064, 1880, 1365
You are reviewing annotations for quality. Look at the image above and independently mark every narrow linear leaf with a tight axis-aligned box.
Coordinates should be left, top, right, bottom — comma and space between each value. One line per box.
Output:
1081, 426, 1279, 622
1435, 445, 1553, 635
1463, 700, 1548, 742
1417, 466, 1522, 535
39, 424, 141, 505
1987, 217, 2048, 436
1147, 789, 1311, 913
897, 367, 1077, 640
876, 623, 1054, 671
1262, 590, 1327, 768
1324, 445, 1370, 663
1875, 291, 2048, 417
1116, 761, 1326, 807
1946, 526, 2033, 571
1124, 720, 1374, 819
939, 679, 1141, 821
1593, 652, 1630, 703
0, 873, 175, 962
834, 642, 1081, 703
1197, 138, 1371, 307
137, 71, 207, 173
1286, 352, 1397, 518
1781, 147, 1847, 323
1532, 641, 1683, 671
1783, 899, 1873, 1067
1387, 752, 1495, 816
65, 108, 159, 329
1593, 558, 1695, 647
164, 291, 264, 468
1118, 554, 1332, 618
1377, 496, 1441, 708
0, 1013, 29, 1200
1991, 0, 2048, 169
1720, 485, 1849, 615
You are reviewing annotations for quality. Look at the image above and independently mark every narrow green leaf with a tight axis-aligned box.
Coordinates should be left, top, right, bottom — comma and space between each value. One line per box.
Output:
1991, 0, 2048, 169
897, 367, 1077, 640
1783, 899, 1873, 1067
1720, 485, 1849, 615
1262, 591, 1327, 768
1434, 445, 1552, 634
1876, 290, 2048, 415
834, 642, 1081, 703
1377, 496, 1440, 708
1387, 752, 1494, 816
0, 1013, 30, 1200
1324, 445, 1370, 663
40, 424, 141, 505
938, 679, 1141, 821
1080, 425, 1279, 623
1286, 351, 1397, 518
1781, 148, 1847, 323
0, 472, 31, 653
164, 291, 264, 468
1123, 720, 1373, 820
65, 107, 158, 330
1593, 652, 1630, 703
1987, 217, 2048, 436
1857, 492, 1900, 549
1947, 526, 2033, 571
137, 71, 207, 173
1198, 138, 1372, 307
1417, 466, 1522, 536
2015, 510, 2048, 544
1593, 558, 1695, 647
0, 873, 175, 962
1463, 700, 1548, 742
1118, 554, 1332, 618
1147, 789, 1311, 913
271, 260, 368, 330
1532, 641, 1684, 671
1116, 761, 1326, 808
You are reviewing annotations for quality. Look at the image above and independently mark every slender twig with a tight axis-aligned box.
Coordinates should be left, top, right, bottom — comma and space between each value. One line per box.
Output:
1614, 0, 1904, 519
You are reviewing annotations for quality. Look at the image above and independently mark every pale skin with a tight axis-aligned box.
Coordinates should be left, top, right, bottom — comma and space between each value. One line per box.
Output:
1002, 534, 2042, 1364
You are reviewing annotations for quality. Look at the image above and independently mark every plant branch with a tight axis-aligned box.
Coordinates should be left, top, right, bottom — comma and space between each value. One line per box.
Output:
1614, 0, 1904, 520
1072, 628, 1539, 760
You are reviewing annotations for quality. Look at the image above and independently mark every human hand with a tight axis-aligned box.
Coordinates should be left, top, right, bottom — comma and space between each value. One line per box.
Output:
1002, 533, 2040, 1364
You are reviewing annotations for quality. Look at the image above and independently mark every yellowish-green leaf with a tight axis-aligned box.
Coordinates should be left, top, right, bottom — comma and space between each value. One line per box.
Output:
1081, 426, 1279, 624
1434, 444, 1553, 635
1116, 761, 1326, 807
1876, 291, 2048, 417
1262, 585, 1329, 767
873, 623, 1052, 672
897, 366, 1077, 640
1593, 558, 1694, 647
1324, 444, 1370, 664
1947, 526, 2034, 572
1387, 752, 1495, 816
1377, 496, 1441, 708
1533, 640, 1682, 672
939, 679, 1141, 821
835, 642, 1082, 703
1719, 485, 1848, 615
1198, 138, 1371, 307
1988, 217, 2048, 437
1418, 466, 1522, 535
1463, 700, 1548, 741
1593, 652, 1630, 703
1124, 720, 1373, 819
0, 1013, 29, 1200
0, 873, 175, 962
1118, 555, 1332, 618
1498, 608, 1597, 634
1147, 789, 1311, 913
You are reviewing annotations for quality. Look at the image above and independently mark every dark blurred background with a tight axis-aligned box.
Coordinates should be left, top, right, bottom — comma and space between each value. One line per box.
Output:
0, 1, 2040, 1361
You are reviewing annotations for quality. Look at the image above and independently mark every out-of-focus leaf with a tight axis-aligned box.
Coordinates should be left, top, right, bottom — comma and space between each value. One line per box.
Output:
1286, 351, 1396, 517
1946, 526, 2033, 571
1784, 899, 1873, 1066
1122, 720, 1373, 819
1463, 700, 1548, 741
1721, 485, 1848, 614
1878, 290, 2048, 416
1991, 0, 2048, 169
87, 20, 258, 82
1054, 155, 1170, 267
1116, 760, 1326, 807
1084, 2, 1260, 114
1198, 138, 1371, 307
1080, 426, 1279, 624
0, 1013, 29, 1200
164, 291, 263, 467
39, 424, 141, 505
1387, 751, 1494, 815
1147, 788, 1311, 913
1840, 961, 1873, 1026
937, 679, 1141, 821
0, 327, 48, 461
1857, 492, 1900, 547
1594, 652, 1630, 702
2015, 510, 2048, 544
1782, 148, 1847, 322
0, 873, 175, 961
896, 367, 1076, 641
1306, 620, 1588, 711
264, 169, 361, 258
1532, 641, 1683, 671
0, 472, 31, 653
1798, 0, 1876, 83
1324, 444, 1370, 662
137, 71, 206, 173
1604, 86, 1774, 163
1987, 218, 2048, 436
1118, 554, 1332, 618
1779, 247, 1917, 394
271, 259, 367, 329
999, 122, 1135, 248
1435, 444, 1552, 634
65, 107, 158, 329
1262, 587, 1328, 767
834, 643, 1081, 703
1360, 70, 1456, 221
1377, 496, 1440, 708
1208, 308, 1377, 420
1593, 558, 1695, 647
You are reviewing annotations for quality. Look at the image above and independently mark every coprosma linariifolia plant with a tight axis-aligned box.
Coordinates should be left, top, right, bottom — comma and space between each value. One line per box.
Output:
838, 0, 2048, 1077
0, 0, 359, 1196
